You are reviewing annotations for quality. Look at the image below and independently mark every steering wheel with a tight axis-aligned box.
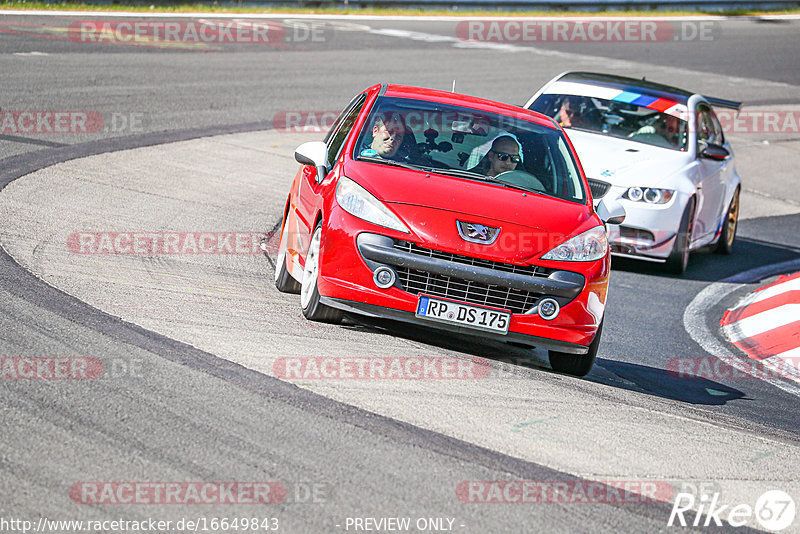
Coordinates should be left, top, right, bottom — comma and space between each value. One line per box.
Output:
493, 170, 546, 192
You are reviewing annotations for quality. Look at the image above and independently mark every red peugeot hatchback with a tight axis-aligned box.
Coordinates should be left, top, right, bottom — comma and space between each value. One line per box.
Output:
274, 84, 624, 377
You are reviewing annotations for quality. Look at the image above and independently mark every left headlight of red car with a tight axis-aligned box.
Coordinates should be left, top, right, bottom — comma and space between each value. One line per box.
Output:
335, 176, 410, 234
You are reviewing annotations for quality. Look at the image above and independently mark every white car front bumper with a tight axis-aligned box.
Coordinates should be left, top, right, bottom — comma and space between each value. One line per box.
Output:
598, 187, 689, 262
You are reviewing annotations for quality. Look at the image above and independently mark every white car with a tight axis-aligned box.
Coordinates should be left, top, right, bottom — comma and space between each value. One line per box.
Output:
525, 72, 741, 274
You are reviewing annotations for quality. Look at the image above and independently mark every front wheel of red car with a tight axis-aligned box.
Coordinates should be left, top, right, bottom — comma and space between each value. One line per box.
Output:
300, 224, 343, 324
274, 218, 301, 294
548, 320, 602, 377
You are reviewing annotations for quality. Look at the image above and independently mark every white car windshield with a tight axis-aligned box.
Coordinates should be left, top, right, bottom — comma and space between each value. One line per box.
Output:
353, 96, 586, 203
530, 93, 689, 152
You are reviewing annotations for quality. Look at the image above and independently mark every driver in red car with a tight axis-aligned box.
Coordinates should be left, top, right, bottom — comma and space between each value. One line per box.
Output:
469, 135, 521, 177
360, 112, 406, 159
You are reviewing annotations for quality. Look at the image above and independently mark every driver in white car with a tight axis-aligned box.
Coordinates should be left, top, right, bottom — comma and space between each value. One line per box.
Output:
630, 113, 683, 149
469, 135, 522, 177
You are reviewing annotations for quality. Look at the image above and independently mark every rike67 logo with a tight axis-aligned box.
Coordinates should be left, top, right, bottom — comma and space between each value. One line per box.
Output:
668, 490, 796, 531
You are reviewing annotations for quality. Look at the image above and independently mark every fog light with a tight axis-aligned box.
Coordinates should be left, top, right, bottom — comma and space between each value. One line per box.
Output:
373, 266, 396, 289
537, 298, 560, 320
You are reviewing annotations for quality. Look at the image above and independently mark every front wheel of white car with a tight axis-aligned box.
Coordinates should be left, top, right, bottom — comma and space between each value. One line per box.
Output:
664, 198, 695, 275
300, 224, 343, 323
715, 188, 739, 255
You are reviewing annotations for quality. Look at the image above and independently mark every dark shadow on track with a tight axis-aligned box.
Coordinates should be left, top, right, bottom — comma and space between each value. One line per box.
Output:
342, 315, 748, 406
340, 315, 550, 370
593, 359, 747, 406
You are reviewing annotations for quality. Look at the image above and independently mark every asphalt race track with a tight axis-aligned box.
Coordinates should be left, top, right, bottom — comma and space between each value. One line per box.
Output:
1, 11, 800, 533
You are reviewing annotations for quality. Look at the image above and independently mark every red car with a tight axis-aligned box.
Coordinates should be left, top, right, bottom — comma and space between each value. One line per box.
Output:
274, 84, 624, 377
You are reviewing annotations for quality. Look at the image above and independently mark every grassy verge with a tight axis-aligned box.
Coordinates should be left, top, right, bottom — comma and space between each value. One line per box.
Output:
2, 1, 800, 16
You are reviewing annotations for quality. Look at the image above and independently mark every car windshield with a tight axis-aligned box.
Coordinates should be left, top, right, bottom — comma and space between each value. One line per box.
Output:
352, 96, 586, 203
530, 93, 689, 152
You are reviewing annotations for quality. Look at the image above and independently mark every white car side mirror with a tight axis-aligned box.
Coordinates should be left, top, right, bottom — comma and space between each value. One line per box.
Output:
295, 141, 329, 182
597, 197, 626, 225
699, 143, 730, 161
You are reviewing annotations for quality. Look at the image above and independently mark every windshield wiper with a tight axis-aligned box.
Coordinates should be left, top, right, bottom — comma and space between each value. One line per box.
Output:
489, 177, 543, 195
424, 167, 487, 180
357, 156, 425, 172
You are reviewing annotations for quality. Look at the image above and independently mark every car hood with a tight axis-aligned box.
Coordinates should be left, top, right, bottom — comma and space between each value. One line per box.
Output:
565, 129, 692, 188
344, 160, 593, 238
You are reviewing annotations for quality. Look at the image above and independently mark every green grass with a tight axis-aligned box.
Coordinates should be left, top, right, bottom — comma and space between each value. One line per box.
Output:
2, 0, 800, 16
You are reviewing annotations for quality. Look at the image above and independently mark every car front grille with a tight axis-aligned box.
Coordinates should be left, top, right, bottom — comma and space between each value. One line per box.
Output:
588, 178, 612, 199
393, 241, 553, 314
395, 268, 540, 314
393, 241, 554, 278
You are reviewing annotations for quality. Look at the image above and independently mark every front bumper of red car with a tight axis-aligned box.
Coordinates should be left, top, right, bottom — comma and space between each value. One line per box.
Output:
314, 207, 609, 354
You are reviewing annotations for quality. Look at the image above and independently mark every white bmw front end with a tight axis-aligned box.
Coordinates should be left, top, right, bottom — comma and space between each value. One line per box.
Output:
568, 130, 696, 262
526, 71, 743, 272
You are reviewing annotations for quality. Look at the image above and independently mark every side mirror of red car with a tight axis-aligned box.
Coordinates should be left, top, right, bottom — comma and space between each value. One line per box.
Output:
597, 197, 626, 225
295, 141, 329, 183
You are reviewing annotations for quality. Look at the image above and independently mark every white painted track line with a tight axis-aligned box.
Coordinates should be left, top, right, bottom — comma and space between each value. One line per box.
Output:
722, 304, 800, 341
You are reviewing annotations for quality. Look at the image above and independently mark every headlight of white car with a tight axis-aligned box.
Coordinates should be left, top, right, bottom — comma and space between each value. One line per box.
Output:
541, 226, 608, 262
623, 187, 674, 204
335, 176, 410, 233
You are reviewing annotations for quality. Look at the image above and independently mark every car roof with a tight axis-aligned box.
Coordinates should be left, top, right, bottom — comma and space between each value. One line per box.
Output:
382, 84, 558, 130
553, 72, 694, 105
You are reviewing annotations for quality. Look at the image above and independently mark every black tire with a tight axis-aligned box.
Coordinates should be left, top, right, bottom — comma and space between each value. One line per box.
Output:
664, 198, 696, 275
714, 188, 739, 255
548, 320, 602, 377
300, 224, 343, 324
274, 217, 301, 294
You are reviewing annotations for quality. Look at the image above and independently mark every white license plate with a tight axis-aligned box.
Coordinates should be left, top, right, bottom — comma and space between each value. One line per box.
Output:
415, 295, 510, 334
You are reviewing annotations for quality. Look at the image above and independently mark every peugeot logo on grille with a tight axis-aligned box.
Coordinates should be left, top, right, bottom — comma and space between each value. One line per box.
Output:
456, 221, 501, 245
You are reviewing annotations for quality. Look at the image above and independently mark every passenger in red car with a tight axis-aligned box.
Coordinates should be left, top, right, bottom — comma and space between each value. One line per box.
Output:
469, 136, 521, 177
